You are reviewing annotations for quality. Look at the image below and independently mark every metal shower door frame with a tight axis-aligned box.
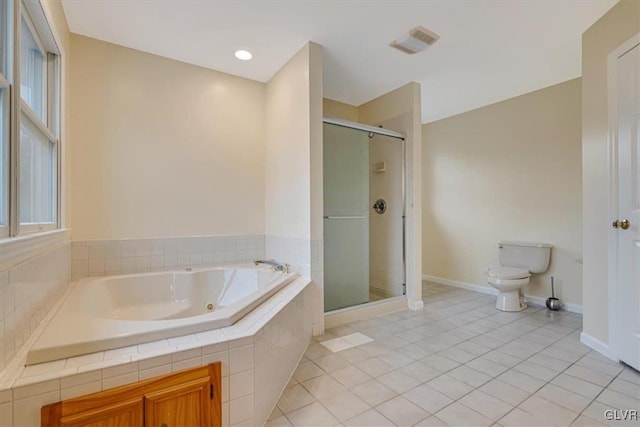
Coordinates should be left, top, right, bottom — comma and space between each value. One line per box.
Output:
322, 117, 407, 302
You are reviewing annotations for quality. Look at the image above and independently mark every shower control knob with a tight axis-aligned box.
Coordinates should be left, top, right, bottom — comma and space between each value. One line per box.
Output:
373, 199, 387, 214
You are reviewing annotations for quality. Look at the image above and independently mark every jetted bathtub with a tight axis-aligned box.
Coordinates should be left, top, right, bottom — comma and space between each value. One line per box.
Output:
26, 264, 297, 365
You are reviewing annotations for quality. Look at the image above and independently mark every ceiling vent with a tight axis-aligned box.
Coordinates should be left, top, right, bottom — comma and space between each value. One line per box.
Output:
389, 26, 439, 55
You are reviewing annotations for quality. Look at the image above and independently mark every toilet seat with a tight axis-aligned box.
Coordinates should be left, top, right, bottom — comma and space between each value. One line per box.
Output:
487, 267, 530, 311
488, 267, 530, 280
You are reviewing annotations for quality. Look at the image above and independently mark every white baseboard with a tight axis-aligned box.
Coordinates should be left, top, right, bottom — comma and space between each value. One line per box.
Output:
423, 275, 497, 296
580, 332, 618, 362
422, 275, 583, 314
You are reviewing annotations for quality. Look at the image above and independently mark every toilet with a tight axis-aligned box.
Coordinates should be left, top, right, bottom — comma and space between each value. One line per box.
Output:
487, 241, 552, 311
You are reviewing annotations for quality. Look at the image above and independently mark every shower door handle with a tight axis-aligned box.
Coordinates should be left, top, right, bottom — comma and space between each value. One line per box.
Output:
323, 216, 367, 219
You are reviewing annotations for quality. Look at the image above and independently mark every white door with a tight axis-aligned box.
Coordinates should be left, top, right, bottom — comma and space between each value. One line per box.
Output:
616, 41, 640, 370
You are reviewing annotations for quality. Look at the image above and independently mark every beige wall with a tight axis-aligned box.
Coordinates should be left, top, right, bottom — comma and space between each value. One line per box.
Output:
69, 35, 266, 240
264, 43, 313, 240
359, 82, 423, 309
264, 42, 325, 334
323, 98, 358, 122
582, 0, 640, 346
309, 44, 324, 243
422, 79, 583, 306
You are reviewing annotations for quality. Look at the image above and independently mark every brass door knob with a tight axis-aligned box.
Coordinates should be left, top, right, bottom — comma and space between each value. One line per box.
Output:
613, 219, 631, 230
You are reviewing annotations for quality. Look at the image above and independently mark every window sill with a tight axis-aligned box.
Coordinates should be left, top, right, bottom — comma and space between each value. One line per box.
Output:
0, 228, 70, 271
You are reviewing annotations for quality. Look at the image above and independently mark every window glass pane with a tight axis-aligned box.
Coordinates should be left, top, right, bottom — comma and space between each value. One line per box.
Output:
0, 89, 7, 228
0, 0, 11, 78
20, 16, 45, 121
19, 117, 56, 224
48, 54, 60, 136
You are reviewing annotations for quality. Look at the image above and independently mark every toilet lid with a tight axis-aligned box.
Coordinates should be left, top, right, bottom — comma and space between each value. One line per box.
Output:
488, 267, 530, 279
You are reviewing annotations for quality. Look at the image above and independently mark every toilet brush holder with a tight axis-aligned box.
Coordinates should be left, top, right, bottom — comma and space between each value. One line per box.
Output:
545, 276, 561, 311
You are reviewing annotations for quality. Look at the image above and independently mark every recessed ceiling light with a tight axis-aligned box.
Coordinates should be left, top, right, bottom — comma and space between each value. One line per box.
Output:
235, 50, 252, 61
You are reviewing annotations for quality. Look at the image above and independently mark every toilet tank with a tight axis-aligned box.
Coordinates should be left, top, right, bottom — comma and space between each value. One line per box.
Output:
498, 241, 552, 273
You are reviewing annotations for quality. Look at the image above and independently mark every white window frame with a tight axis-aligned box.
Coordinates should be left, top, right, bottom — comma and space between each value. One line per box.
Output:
0, 0, 11, 77
0, 74, 9, 238
0, 0, 63, 241
19, 98, 59, 234
20, 6, 48, 123
0, 0, 13, 239
5, 0, 62, 237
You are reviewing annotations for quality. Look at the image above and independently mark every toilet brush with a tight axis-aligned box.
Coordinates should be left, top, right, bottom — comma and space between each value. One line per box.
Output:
545, 276, 561, 311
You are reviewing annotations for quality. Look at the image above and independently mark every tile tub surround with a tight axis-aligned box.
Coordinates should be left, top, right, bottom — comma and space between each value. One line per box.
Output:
269, 282, 640, 427
310, 239, 324, 336
265, 235, 311, 278
0, 243, 71, 377
71, 234, 266, 280
0, 277, 312, 426
267, 236, 326, 336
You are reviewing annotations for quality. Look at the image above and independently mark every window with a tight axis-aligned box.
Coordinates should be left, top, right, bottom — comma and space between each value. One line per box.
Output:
0, 0, 12, 237
20, 13, 47, 121
0, 0, 11, 78
0, 0, 61, 237
19, 117, 57, 225
19, 5, 59, 232
0, 85, 8, 236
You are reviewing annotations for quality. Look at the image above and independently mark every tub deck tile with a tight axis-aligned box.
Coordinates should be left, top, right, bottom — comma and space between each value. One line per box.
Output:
77, 355, 131, 374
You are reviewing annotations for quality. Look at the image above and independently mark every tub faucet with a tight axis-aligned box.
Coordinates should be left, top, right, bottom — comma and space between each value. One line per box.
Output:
254, 259, 291, 273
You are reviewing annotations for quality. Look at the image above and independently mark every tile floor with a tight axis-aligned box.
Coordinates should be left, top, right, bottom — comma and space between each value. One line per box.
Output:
267, 282, 640, 427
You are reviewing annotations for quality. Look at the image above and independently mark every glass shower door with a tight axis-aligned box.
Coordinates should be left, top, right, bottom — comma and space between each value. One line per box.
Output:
323, 123, 370, 312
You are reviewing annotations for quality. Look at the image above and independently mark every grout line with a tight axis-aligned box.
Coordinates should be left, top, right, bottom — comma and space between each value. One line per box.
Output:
276, 283, 629, 427
419, 285, 599, 424
573, 365, 623, 424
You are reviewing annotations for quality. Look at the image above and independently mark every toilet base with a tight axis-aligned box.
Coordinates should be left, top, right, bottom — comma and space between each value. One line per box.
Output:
495, 289, 527, 312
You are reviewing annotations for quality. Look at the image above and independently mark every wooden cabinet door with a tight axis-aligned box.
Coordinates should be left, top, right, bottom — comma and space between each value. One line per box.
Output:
144, 377, 211, 427
59, 398, 143, 427
42, 363, 221, 427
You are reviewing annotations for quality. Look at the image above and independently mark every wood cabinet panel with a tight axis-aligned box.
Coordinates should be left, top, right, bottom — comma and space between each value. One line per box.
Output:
41, 363, 222, 427
145, 378, 211, 427
59, 398, 143, 427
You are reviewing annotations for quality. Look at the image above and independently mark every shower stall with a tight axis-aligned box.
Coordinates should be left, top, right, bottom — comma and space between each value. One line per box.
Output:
323, 118, 406, 312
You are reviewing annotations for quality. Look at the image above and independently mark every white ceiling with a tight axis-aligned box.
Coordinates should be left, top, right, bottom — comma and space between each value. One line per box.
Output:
61, 0, 617, 123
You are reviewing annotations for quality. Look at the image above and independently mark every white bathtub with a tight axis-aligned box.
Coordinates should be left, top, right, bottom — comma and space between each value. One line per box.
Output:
26, 264, 297, 365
